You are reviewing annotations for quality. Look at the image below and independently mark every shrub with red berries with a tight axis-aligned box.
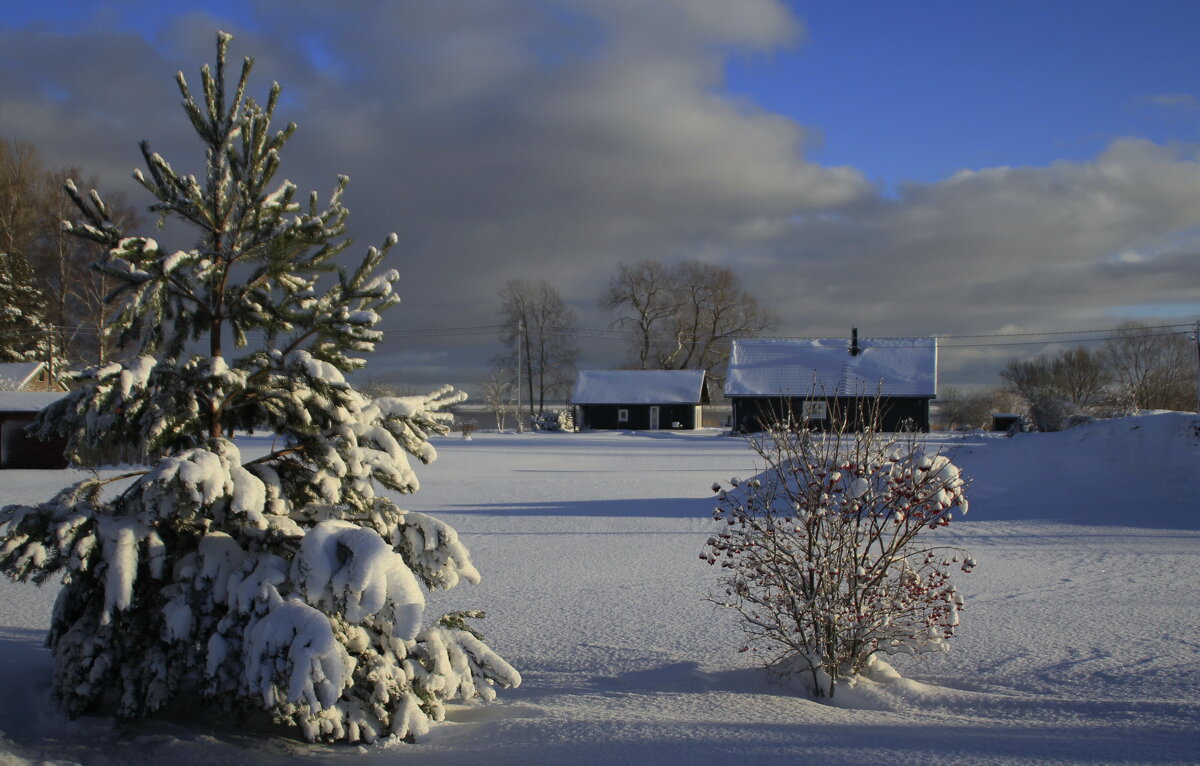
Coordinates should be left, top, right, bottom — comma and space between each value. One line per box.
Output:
705, 410, 973, 699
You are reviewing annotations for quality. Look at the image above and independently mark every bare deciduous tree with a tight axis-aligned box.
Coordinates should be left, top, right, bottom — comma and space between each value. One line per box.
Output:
602, 260, 679, 369
1052, 346, 1112, 410
1000, 346, 1112, 429
480, 371, 516, 431
1103, 322, 1196, 412
39, 172, 140, 366
663, 262, 776, 379
603, 259, 775, 384
0, 138, 52, 259
0, 139, 140, 367
496, 278, 579, 420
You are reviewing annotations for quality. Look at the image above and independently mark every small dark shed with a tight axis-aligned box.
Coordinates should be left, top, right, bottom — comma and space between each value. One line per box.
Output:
571, 370, 709, 430
991, 413, 1022, 432
725, 335, 938, 433
0, 392, 69, 469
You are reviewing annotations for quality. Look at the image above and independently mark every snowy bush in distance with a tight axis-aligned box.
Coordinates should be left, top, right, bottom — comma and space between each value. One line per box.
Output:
705, 404, 973, 698
531, 408, 573, 432
0, 32, 518, 744
1027, 396, 1078, 432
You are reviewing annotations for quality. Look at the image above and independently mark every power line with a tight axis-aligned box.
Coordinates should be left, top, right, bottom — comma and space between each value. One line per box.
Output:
1, 320, 1196, 350
387, 324, 505, 337
884, 322, 1192, 340
411, 321, 1200, 350
934, 329, 1195, 349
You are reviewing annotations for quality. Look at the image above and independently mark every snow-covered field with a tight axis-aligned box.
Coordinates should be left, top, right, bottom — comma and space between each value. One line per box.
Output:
0, 413, 1197, 765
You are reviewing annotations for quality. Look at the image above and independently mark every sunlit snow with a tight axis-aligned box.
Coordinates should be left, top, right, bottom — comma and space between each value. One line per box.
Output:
0, 412, 1196, 764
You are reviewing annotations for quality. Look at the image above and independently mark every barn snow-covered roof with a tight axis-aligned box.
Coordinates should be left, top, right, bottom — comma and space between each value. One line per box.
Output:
0, 362, 46, 391
0, 391, 66, 412
724, 338, 937, 398
572, 369, 707, 405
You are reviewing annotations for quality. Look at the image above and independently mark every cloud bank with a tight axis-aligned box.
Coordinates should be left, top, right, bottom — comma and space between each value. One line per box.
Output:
1, 0, 1197, 388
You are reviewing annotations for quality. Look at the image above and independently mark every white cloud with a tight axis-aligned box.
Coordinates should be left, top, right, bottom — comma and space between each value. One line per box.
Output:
1143, 92, 1198, 109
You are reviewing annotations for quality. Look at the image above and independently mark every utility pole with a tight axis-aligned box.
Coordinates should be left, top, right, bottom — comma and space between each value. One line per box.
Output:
45, 327, 55, 392
1193, 320, 1200, 414
516, 319, 524, 433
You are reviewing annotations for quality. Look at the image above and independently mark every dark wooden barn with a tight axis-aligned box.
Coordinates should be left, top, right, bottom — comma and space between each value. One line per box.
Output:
571, 370, 709, 430
0, 392, 69, 469
725, 335, 938, 433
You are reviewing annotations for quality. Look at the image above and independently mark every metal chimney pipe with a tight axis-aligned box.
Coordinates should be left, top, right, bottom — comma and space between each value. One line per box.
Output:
850, 327, 861, 356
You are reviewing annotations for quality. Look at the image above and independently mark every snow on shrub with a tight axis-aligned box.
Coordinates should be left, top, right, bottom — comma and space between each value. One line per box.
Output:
531, 408, 573, 432
0, 32, 518, 744
705, 408, 973, 698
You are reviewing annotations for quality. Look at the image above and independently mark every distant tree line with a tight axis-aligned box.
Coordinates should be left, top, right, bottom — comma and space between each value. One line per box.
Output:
0, 137, 139, 372
940, 322, 1198, 431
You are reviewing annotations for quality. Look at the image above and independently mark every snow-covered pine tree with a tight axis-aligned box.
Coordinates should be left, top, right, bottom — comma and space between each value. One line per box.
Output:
0, 32, 518, 744
0, 250, 53, 363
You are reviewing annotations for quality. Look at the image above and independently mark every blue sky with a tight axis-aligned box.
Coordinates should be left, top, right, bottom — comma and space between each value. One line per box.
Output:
1, 1, 1198, 388
725, 1, 1200, 188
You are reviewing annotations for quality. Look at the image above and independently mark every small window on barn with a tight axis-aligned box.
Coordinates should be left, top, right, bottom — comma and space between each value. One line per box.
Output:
802, 401, 827, 421
618, 408, 629, 422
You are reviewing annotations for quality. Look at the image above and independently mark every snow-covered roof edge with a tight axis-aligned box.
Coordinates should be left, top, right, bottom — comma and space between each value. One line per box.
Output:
724, 337, 938, 398
571, 369, 708, 404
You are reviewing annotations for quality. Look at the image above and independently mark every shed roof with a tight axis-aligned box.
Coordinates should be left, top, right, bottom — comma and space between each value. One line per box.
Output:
0, 362, 46, 391
572, 369, 708, 405
725, 338, 937, 398
0, 391, 66, 413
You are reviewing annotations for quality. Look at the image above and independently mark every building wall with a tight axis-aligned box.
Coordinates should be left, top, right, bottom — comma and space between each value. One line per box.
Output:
576, 403, 699, 430
20, 367, 65, 392
27, 367, 56, 392
0, 414, 69, 469
730, 396, 931, 433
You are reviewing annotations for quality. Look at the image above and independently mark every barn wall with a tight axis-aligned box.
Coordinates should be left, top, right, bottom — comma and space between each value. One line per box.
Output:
0, 414, 69, 469
577, 404, 700, 430
660, 404, 697, 429
731, 396, 931, 433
